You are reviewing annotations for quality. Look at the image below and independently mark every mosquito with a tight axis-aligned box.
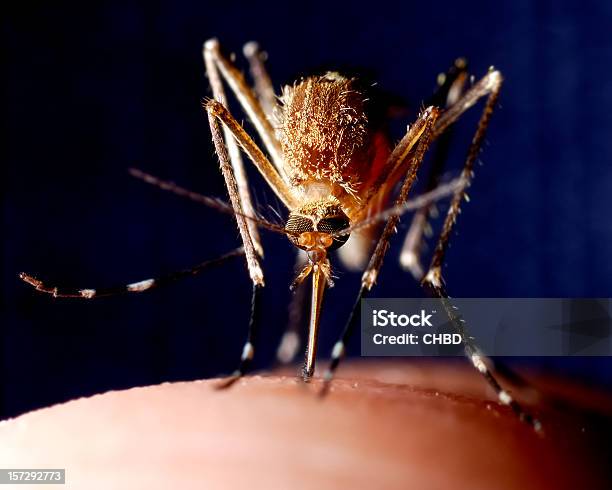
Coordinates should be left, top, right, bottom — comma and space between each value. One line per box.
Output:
19, 39, 541, 431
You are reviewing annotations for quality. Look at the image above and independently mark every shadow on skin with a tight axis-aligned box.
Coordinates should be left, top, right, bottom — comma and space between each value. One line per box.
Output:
0, 360, 610, 489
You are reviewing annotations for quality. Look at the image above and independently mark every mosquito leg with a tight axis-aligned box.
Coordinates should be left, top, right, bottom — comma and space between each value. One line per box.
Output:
400, 59, 469, 279
204, 39, 284, 169
204, 46, 273, 383
319, 284, 367, 393
242, 41, 278, 121
358, 69, 502, 222
434, 291, 542, 431
362, 107, 440, 207
362, 107, 439, 290
432, 68, 503, 140
216, 283, 263, 389
206, 100, 297, 209
424, 68, 502, 289
206, 106, 269, 384
321, 107, 440, 391
19, 247, 244, 299
206, 107, 264, 288
204, 42, 264, 257
421, 74, 542, 431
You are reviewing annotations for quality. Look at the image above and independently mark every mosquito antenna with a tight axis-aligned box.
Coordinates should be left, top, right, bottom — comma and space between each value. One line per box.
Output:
332, 177, 466, 238
129, 168, 294, 237
267, 203, 284, 226
273, 193, 288, 227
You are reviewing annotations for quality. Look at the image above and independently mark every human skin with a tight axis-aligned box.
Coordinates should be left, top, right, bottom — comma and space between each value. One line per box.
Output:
0, 360, 610, 490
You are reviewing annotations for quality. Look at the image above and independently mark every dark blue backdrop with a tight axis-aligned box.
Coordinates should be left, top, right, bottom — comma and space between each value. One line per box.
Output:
4, 0, 612, 418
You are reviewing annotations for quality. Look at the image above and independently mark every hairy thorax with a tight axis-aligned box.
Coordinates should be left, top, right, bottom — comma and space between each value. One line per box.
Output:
275, 72, 378, 214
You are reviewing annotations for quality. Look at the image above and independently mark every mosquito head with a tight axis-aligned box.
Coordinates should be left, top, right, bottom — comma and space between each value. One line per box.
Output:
285, 200, 350, 254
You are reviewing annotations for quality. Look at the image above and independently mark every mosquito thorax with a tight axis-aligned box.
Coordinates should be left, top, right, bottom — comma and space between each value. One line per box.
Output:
285, 199, 350, 251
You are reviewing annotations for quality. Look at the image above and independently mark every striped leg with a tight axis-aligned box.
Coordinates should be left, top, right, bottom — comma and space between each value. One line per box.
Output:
215, 282, 263, 388
320, 107, 440, 392
204, 40, 297, 384
204, 39, 266, 260
423, 68, 503, 289
437, 291, 541, 431
204, 62, 264, 385
420, 71, 542, 431
400, 59, 469, 279
19, 248, 244, 299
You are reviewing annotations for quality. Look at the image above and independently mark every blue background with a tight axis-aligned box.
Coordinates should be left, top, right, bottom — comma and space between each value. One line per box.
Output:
3, 0, 612, 417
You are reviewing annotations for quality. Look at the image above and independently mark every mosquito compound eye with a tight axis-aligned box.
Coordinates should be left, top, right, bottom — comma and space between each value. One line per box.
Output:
316, 216, 349, 234
317, 216, 350, 250
285, 215, 314, 236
